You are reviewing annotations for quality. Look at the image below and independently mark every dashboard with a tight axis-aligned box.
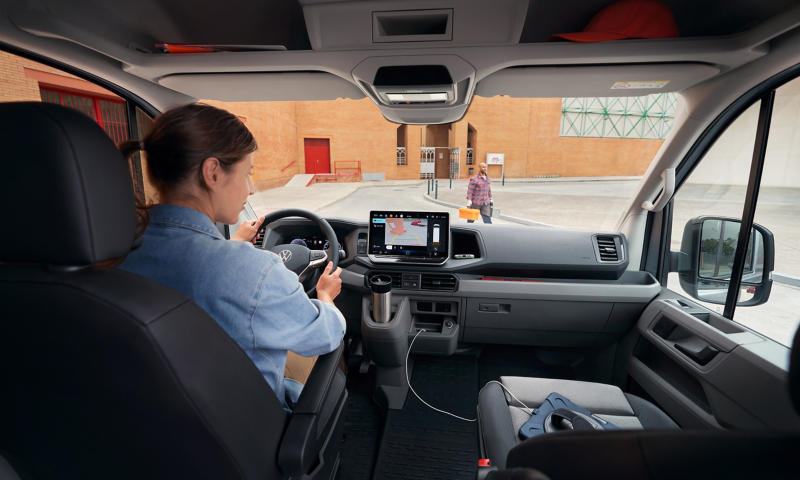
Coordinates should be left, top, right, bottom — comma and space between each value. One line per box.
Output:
260, 210, 660, 351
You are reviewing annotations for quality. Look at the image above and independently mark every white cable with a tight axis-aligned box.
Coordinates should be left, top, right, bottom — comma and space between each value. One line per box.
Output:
480, 381, 534, 416
405, 330, 535, 421
406, 329, 477, 422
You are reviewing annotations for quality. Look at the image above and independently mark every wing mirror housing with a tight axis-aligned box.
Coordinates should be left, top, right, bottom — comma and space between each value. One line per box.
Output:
671, 216, 774, 306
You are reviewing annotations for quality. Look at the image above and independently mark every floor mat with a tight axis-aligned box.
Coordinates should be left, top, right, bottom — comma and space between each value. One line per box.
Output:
336, 367, 381, 480
372, 355, 480, 480
478, 345, 575, 389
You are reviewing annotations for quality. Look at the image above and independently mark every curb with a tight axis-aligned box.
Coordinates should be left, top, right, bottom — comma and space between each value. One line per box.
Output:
496, 214, 553, 227
422, 193, 554, 227
773, 273, 800, 288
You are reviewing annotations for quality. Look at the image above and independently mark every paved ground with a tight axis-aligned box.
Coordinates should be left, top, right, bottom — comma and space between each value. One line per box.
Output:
250, 177, 800, 347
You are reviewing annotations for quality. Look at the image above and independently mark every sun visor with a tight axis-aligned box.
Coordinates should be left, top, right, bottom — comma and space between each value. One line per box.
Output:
158, 72, 365, 102
474, 63, 721, 98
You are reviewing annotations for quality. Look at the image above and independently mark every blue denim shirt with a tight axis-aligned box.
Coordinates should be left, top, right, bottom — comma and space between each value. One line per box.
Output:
119, 204, 346, 409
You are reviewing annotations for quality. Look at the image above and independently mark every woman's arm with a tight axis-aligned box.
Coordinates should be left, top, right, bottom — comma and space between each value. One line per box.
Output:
250, 259, 346, 357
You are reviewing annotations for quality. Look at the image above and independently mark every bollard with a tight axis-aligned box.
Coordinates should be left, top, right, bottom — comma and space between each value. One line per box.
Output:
427, 178, 430, 194
450, 176, 452, 189
502, 173, 505, 186
435, 180, 438, 199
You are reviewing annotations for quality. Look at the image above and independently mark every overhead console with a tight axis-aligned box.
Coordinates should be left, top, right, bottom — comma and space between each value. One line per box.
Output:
352, 55, 476, 124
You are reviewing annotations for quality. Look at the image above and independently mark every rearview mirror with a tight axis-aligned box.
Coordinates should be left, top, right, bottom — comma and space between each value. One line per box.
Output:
671, 216, 774, 306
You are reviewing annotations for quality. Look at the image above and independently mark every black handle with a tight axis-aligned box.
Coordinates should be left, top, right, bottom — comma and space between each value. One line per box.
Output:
674, 341, 719, 366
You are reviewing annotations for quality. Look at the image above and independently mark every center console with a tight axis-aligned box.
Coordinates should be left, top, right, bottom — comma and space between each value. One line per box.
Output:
359, 210, 459, 409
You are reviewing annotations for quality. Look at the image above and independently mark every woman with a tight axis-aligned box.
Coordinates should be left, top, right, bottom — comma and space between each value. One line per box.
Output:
118, 103, 345, 410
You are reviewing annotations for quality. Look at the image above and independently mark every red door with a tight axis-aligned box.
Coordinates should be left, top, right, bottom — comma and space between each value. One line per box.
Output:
304, 138, 330, 175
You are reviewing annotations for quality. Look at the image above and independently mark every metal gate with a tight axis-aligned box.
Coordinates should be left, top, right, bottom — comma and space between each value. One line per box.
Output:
420, 147, 435, 179
449, 148, 461, 179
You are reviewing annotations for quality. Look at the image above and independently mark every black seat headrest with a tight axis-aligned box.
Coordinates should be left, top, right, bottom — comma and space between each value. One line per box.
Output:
0, 102, 136, 265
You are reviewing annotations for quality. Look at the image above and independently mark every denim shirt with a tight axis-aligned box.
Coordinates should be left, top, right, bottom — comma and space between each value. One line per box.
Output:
119, 204, 346, 409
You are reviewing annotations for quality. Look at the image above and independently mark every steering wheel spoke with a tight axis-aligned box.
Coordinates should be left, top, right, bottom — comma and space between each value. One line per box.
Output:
259, 209, 339, 296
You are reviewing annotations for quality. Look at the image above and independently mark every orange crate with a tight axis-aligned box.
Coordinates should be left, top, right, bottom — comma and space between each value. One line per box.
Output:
459, 208, 480, 220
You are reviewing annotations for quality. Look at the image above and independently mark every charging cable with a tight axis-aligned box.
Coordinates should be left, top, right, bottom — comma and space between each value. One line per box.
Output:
405, 330, 534, 422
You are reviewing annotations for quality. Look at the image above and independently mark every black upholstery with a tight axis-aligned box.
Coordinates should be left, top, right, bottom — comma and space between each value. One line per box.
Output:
0, 102, 136, 265
0, 265, 287, 479
0, 103, 346, 479
505, 430, 800, 480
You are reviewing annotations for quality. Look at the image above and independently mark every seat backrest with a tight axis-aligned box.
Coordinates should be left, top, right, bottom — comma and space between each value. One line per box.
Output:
0, 103, 287, 480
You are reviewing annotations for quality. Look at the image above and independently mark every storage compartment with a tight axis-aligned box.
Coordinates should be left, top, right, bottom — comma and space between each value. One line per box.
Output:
416, 301, 432, 312
451, 229, 482, 259
633, 338, 712, 413
373, 10, 453, 43
412, 313, 447, 334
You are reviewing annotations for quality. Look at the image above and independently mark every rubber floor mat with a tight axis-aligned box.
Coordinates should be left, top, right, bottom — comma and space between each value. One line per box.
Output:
337, 367, 381, 480
372, 355, 479, 480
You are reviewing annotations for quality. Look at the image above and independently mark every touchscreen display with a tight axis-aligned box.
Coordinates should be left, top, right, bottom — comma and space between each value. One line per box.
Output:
369, 211, 449, 260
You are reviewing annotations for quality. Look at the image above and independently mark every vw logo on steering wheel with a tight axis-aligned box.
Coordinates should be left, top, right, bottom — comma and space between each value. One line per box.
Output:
279, 250, 293, 263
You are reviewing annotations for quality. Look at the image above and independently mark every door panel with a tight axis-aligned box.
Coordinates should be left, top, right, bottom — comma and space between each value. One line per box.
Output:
304, 138, 330, 174
628, 292, 800, 430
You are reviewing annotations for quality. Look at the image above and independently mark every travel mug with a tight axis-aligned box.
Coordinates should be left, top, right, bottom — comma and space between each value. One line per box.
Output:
369, 275, 393, 323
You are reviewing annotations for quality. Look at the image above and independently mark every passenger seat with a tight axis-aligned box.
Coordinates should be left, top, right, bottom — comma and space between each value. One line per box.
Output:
478, 377, 678, 469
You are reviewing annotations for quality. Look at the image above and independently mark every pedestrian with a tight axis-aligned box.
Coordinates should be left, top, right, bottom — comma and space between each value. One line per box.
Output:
466, 162, 493, 224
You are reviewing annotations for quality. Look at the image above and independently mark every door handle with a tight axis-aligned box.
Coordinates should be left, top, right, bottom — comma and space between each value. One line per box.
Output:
674, 341, 719, 366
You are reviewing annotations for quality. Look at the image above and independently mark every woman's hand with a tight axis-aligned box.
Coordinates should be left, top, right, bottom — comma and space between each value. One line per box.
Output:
231, 216, 265, 244
316, 262, 343, 304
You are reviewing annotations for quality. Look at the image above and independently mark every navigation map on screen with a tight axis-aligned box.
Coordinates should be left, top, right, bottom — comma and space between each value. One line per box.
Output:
384, 217, 428, 247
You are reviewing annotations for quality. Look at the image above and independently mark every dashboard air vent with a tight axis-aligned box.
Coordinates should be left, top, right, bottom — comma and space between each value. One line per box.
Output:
254, 226, 266, 249
420, 273, 457, 291
369, 271, 402, 289
596, 236, 619, 262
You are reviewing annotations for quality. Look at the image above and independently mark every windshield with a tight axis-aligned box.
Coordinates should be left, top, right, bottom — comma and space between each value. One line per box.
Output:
176, 93, 677, 230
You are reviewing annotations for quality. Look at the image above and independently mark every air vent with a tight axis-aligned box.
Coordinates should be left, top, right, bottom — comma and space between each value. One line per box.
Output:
369, 271, 402, 289
596, 236, 619, 262
456, 78, 470, 102
254, 226, 267, 249
420, 273, 457, 291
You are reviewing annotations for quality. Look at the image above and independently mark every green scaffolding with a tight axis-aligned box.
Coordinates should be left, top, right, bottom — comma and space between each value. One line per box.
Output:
560, 93, 677, 139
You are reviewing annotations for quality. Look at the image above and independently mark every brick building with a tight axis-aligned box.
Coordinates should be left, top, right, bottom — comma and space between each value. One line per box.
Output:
2, 50, 665, 192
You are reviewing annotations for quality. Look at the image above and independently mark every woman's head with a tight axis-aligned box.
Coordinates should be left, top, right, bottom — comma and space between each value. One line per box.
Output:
120, 103, 258, 224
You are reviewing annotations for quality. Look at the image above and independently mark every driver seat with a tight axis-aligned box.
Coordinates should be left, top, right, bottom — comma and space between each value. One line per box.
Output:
0, 102, 347, 480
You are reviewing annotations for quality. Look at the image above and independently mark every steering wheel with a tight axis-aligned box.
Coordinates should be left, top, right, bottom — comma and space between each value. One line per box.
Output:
256, 208, 339, 295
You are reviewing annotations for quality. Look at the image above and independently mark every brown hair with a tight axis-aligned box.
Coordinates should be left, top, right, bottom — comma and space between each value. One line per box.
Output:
119, 103, 258, 236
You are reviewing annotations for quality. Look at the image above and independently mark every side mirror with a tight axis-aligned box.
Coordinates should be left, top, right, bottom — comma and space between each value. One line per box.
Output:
671, 216, 774, 306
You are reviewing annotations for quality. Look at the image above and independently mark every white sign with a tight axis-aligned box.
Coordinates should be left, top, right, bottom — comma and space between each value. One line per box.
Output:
486, 153, 504, 165
611, 81, 669, 90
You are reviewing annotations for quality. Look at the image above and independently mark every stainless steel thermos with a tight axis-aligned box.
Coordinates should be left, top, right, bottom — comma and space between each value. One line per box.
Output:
369, 275, 393, 323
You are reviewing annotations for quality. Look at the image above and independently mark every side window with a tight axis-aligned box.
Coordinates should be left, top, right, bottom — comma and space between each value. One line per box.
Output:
733, 77, 800, 347
668, 78, 800, 347
0, 49, 155, 203
666, 102, 759, 310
